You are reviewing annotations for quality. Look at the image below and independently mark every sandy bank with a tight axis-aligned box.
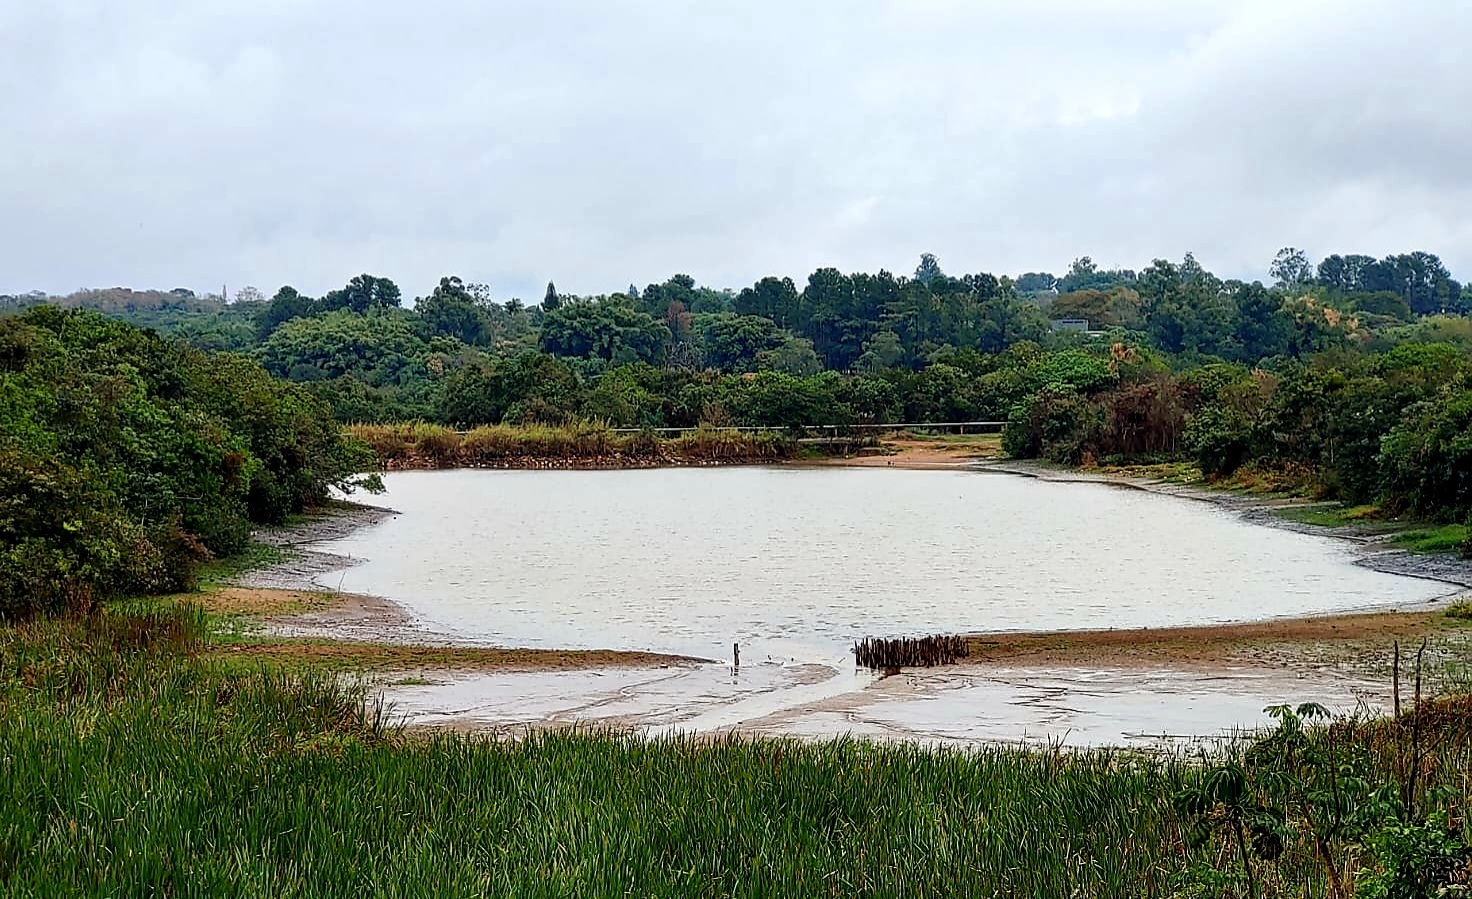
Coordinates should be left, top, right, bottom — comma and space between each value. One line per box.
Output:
812, 435, 1002, 470
962, 606, 1468, 673
200, 586, 702, 671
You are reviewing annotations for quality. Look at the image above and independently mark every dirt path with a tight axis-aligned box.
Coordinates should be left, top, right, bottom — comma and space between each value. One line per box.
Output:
815, 434, 1002, 470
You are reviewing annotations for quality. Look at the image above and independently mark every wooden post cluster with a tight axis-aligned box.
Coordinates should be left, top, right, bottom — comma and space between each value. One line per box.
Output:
853, 634, 969, 671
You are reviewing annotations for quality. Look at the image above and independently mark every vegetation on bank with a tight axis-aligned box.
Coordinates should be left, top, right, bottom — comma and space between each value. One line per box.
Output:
999, 342, 1472, 528
348, 421, 801, 468
0, 308, 377, 617
0, 597, 1468, 896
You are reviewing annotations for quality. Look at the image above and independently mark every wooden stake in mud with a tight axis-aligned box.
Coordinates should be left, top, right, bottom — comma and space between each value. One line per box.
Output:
1393, 640, 1404, 809
1408, 637, 1427, 816
1392, 641, 1401, 719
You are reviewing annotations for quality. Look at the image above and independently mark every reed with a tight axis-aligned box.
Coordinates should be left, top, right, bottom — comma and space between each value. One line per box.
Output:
349, 421, 800, 469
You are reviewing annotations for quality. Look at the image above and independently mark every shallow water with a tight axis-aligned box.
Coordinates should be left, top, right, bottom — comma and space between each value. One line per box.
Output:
317, 467, 1448, 664
384, 662, 1387, 748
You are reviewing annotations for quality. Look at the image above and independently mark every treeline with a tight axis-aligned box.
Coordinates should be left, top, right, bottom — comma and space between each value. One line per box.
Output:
4, 248, 1467, 431
1003, 342, 1472, 524
0, 308, 376, 616
5, 248, 1470, 522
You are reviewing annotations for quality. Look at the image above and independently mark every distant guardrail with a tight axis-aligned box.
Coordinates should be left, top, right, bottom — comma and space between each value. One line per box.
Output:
449, 421, 1005, 437
604, 421, 1005, 435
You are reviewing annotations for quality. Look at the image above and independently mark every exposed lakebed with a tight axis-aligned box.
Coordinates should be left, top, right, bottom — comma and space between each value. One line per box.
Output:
309, 467, 1452, 744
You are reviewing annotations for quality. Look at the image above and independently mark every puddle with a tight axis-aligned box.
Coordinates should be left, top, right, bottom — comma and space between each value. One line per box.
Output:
386, 661, 859, 731
742, 665, 1388, 747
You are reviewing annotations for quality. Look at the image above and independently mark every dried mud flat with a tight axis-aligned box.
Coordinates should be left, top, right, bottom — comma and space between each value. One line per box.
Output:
728, 663, 1393, 748
962, 606, 1471, 682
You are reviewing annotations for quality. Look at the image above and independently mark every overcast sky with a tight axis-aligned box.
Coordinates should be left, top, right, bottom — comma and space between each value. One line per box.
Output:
3, 0, 1469, 301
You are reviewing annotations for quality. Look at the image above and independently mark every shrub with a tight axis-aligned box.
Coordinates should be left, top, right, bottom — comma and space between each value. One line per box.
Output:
1354, 812, 1469, 899
346, 424, 410, 461
1002, 390, 1101, 464
460, 424, 519, 461
1184, 405, 1255, 477
0, 310, 375, 616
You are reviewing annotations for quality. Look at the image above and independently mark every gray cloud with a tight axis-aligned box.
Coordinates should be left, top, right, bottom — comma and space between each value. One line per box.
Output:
2, 0, 1469, 300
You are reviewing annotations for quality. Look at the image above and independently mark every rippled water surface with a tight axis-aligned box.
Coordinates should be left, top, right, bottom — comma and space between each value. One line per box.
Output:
316, 468, 1448, 662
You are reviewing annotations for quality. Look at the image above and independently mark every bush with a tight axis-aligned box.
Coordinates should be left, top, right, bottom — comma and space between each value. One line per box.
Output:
346, 423, 410, 461
1002, 390, 1101, 463
1354, 812, 1469, 899
0, 310, 375, 616
1378, 389, 1472, 520
1184, 405, 1256, 477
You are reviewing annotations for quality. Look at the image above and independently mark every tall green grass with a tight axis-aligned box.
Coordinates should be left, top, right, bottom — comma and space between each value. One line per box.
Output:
1, 604, 1469, 896
347, 421, 799, 468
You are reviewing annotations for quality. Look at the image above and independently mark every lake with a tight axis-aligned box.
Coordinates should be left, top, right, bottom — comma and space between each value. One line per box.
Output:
314, 467, 1449, 664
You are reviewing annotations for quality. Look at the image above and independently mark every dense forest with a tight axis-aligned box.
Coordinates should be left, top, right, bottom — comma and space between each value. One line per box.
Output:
0, 307, 376, 616
4, 247, 1471, 526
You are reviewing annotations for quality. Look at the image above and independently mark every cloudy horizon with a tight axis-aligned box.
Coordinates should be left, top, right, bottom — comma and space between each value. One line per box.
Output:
3, 0, 1469, 301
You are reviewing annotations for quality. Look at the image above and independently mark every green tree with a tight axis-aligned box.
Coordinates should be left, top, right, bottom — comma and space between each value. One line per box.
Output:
257, 309, 429, 386
438, 351, 582, 425
540, 297, 669, 366
694, 313, 784, 372
256, 286, 314, 339
417, 276, 488, 345
1378, 385, 1472, 519
1050, 288, 1141, 330
734, 277, 801, 330
913, 253, 943, 286
0, 308, 373, 615
316, 274, 402, 315
1269, 247, 1313, 291
855, 330, 905, 372
755, 335, 822, 376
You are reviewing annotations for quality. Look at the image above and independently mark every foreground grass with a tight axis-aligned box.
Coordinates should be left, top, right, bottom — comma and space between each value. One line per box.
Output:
0, 606, 1194, 896
2, 602, 1469, 896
